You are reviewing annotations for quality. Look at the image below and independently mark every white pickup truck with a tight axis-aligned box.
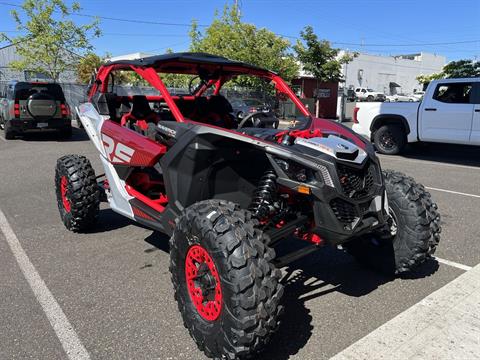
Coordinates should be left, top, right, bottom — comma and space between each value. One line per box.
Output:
354, 87, 386, 102
352, 78, 480, 154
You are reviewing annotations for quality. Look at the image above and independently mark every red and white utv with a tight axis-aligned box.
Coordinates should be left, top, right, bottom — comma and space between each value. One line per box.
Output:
55, 52, 441, 359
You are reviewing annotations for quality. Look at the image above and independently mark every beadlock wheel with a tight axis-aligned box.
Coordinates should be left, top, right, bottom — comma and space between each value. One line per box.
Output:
60, 176, 71, 212
170, 200, 283, 359
185, 244, 222, 321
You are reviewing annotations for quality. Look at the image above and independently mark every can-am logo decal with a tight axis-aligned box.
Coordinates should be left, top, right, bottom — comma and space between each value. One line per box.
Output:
102, 134, 135, 163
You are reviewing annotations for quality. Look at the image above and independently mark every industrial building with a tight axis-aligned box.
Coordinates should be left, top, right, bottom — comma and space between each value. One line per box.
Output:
339, 51, 446, 95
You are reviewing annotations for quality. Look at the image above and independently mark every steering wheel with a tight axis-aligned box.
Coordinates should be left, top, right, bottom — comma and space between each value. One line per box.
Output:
237, 112, 277, 129
188, 76, 208, 95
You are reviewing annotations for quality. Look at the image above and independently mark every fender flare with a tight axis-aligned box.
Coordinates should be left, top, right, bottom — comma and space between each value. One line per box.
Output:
369, 114, 411, 139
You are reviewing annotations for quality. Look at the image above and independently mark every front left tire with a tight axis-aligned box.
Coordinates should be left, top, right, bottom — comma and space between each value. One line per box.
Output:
169, 200, 283, 359
55, 155, 100, 232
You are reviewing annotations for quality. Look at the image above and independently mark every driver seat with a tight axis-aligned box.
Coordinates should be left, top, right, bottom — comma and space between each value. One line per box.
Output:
121, 95, 159, 131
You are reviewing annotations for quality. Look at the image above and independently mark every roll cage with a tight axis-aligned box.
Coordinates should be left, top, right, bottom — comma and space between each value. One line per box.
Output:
88, 52, 311, 124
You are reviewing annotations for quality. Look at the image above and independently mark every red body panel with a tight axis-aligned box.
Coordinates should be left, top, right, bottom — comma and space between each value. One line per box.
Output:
101, 120, 166, 167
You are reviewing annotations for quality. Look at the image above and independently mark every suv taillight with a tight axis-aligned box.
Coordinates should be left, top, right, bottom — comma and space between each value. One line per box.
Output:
60, 103, 69, 117
353, 107, 359, 124
14, 100, 20, 118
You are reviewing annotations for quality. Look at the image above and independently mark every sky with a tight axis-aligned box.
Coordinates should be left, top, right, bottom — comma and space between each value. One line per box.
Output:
0, 0, 479, 61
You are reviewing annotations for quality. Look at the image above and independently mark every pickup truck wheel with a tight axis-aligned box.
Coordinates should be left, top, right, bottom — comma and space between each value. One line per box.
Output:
344, 170, 441, 275
367, 95, 374, 102
170, 200, 283, 360
373, 124, 406, 155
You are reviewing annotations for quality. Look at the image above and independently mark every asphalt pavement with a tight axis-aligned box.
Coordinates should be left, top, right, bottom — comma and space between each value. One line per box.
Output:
0, 127, 478, 359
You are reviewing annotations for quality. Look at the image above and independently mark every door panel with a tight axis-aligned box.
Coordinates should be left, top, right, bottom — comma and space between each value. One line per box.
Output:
420, 82, 474, 144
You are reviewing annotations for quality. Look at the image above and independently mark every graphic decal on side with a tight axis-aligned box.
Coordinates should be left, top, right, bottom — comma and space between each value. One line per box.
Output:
102, 134, 135, 164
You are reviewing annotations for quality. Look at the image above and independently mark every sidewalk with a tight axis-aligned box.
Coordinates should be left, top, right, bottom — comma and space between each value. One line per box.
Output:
332, 263, 480, 360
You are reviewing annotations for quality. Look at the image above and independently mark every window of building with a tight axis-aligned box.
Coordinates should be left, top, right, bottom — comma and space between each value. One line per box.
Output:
433, 83, 472, 104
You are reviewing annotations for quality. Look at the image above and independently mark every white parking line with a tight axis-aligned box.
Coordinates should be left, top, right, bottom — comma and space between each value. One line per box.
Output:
434, 256, 473, 271
426, 187, 480, 199
0, 208, 90, 360
332, 263, 480, 360
378, 155, 480, 171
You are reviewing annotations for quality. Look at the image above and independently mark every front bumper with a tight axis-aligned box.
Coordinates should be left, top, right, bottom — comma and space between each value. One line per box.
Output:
273, 154, 388, 245
310, 159, 388, 245
7, 118, 71, 133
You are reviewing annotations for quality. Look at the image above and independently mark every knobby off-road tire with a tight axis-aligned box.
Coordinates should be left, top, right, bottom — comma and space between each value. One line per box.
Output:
55, 155, 100, 232
346, 170, 441, 275
169, 200, 283, 359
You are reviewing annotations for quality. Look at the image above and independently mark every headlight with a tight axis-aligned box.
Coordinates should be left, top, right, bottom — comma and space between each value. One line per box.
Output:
274, 158, 333, 187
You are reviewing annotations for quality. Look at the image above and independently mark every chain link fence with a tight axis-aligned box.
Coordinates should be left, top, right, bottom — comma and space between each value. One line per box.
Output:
0, 81, 308, 120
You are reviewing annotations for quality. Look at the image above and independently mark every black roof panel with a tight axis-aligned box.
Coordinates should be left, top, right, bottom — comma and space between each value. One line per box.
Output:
105, 52, 270, 73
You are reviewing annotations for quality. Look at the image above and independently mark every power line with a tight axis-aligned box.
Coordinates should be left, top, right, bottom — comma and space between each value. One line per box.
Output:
1, 1, 478, 51
0, 1, 208, 27
332, 40, 480, 47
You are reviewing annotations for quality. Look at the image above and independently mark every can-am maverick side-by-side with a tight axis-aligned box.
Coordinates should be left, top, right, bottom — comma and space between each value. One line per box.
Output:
55, 53, 441, 359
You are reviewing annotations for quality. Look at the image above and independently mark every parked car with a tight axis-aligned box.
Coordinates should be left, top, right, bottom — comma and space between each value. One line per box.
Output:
230, 98, 271, 119
352, 78, 480, 154
354, 87, 386, 102
411, 91, 425, 101
385, 93, 417, 102
54, 52, 440, 360
0, 81, 72, 139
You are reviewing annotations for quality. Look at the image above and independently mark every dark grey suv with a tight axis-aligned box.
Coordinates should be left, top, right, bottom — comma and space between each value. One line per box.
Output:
0, 81, 72, 139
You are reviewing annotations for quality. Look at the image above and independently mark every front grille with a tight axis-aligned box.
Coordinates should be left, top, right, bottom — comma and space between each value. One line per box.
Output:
337, 163, 375, 199
330, 198, 358, 224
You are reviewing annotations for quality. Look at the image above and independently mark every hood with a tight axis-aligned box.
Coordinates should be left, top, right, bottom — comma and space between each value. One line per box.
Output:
310, 118, 369, 151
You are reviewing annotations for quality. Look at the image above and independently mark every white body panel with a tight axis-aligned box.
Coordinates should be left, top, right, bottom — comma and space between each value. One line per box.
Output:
100, 157, 134, 219
352, 102, 420, 143
76, 103, 109, 158
76, 103, 134, 218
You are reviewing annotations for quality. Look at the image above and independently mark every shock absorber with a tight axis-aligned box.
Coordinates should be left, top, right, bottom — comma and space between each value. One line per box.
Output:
249, 170, 277, 219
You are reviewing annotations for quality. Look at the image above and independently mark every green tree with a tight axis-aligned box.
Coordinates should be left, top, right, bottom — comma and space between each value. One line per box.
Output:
442, 59, 480, 78
76, 52, 103, 83
189, 5, 299, 88
293, 25, 354, 82
416, 73, 443, 85
417, 59, 480, 85
1, 0, 101, 82
293, 26, 355, 116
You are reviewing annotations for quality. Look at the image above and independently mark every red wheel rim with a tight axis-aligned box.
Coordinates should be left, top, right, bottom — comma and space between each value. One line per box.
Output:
60, 176, 71, 212
185, 244, 222, 321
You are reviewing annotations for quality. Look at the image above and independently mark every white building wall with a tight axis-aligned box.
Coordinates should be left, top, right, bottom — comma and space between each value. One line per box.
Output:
340, 51, 445, 94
